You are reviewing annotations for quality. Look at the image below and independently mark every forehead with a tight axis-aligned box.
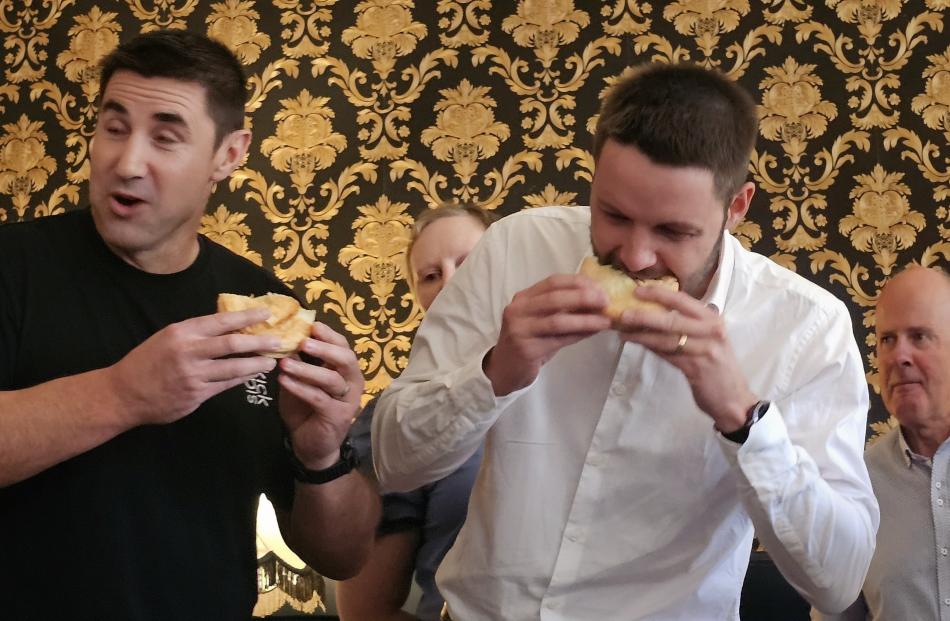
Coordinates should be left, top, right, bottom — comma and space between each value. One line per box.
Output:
876, 272, 950, 332
410, 215, 485, 262
99, 70, 211, 125
591, 139, 721, 218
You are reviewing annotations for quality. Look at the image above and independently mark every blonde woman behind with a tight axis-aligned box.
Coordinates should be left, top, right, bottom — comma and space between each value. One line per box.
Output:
338, 204, 497, 621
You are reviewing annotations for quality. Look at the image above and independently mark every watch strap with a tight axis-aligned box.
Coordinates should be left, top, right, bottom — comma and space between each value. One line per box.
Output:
721, 400, 770, 444
284, 436, 360, 484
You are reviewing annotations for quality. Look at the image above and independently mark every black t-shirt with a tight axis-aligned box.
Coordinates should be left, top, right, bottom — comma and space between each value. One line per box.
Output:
0, 209, 295, 620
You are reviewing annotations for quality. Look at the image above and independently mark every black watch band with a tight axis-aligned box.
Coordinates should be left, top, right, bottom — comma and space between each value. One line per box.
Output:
721, 400, 770, 444
284, 436, 360, 484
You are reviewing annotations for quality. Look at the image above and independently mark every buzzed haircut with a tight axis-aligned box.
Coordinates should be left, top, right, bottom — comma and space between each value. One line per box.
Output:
98, 29, 247, 146
593, 63, 758, 202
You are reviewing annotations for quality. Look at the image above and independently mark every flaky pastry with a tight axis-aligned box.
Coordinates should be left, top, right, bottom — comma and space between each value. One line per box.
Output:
217, 292, 315, 358
578, 256, 679, 320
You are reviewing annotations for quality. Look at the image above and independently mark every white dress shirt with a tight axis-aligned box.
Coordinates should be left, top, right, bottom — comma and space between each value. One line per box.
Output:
373, 206, 878, 620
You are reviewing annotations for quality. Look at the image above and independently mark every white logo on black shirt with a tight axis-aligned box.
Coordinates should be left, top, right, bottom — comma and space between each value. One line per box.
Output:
244, 373, 272, 406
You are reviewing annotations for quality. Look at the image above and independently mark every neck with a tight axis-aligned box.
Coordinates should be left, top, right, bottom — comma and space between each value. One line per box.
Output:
107, 236, 201, 274
902, 422, 950, 459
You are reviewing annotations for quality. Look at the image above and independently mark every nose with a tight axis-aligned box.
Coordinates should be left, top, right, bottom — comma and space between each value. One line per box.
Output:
618, 229, 657, 274
114, 135, 148, 180
881, 336, 914, 368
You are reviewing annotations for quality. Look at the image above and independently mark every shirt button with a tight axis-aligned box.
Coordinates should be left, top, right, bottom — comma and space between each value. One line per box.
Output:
609, 383, 625, 397
942, 547, 948, 556
944, 598, 950, 606
586, 454, 605, 468
939, 499, 945, 506
544, 600, 561, 610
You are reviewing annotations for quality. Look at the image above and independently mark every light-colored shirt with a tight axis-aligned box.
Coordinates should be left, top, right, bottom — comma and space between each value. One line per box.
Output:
373, 206, 878, 620
815, 427, 950, 620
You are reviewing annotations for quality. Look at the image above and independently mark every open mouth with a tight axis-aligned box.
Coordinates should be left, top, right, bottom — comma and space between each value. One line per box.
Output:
112, 192, 144, 208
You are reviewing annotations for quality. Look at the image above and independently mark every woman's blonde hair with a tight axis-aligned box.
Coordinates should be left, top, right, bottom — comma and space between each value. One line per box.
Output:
404, 202, 499, 291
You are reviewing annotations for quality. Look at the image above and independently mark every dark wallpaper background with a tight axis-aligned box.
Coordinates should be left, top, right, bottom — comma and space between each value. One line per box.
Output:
4, 0, 949, 614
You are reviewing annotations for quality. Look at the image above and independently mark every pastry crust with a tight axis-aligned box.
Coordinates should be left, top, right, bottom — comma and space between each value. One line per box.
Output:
217, 292, 316, 358
578, 256, 679, 320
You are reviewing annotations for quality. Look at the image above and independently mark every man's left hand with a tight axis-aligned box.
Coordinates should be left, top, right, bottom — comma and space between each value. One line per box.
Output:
615, 285, 757, 433
277, 322, 364, 470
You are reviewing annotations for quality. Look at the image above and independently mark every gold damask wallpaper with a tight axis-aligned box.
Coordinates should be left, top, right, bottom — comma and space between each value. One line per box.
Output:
2, 0, 950, 441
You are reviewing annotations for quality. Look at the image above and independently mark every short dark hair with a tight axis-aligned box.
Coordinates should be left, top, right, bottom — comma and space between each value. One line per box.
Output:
593, 63, 758, 202
98, 29, 247, 146
405, 202, 498, 289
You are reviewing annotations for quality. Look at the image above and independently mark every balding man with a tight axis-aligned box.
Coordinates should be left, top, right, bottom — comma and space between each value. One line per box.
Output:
816, 265, 950, 620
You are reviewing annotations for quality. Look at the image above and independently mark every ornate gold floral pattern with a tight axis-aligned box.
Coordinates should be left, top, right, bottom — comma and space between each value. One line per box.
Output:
913, 47, 950, 138
199, 205, 263, 266
0, 115, 56, 219
0, 0, 74, 83
207, 0, 270, 64
125, 0, 198, 32
4, 0, 950, 463
261, 90, 347, 196
437, 0, 491, 47
601, 0, 652, 36
663, 0, 749, 60
330, 195, 421, 395
317, 0, 457, 161
343, 0, 428, 79
759, 57, 837, 167
421, 80, 510, 186
475, 1, 619, 150
56, 7, 120, 97
840, 165, 924, 275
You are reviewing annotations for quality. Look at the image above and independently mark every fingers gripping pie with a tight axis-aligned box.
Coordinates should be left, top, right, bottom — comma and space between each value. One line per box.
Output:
217, 292, 316, 358
578, 257, 679, 320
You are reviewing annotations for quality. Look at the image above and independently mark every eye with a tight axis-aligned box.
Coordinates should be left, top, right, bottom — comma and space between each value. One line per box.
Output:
103, 121, 127, 136
154, 132, 180, 145
420, 270, 441, 283
657, 225, 694, 241
877, 334, 894, 346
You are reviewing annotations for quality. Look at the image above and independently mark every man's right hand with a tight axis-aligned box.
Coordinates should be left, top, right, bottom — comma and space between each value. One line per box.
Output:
107, 307, 283, 426
483, 274, 611, 396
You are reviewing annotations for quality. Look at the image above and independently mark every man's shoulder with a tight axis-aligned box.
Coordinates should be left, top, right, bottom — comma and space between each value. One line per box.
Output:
0, 210, 92, 273
489, 205, 592, 265
200, 236, 291, 294
865, 426, 902, 470
731, 237, 848, 317
0, 209, 87, 242
496, 205, 591, 232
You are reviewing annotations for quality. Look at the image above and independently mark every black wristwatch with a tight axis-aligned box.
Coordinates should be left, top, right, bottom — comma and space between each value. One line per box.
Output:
284, 436, 360, 484
721, 400, 770, 444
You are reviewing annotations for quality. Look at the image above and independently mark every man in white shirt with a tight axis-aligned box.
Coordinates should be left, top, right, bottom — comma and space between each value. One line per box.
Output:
816, 266, 950, 620
373, 62, 878, 620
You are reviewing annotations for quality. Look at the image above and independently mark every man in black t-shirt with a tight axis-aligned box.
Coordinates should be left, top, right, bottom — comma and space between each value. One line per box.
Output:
0, 30, 379, 619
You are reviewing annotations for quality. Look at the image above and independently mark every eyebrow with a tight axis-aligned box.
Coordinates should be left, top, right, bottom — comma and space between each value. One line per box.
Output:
101, 100, 187, 128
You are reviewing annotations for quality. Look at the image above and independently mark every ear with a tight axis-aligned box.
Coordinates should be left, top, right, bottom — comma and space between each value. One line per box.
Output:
725, 181, 755, 231
210, 129, 251, 182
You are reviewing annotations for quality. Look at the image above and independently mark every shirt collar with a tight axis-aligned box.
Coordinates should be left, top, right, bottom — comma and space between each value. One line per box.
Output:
898, 427, 933, 468
699, 230, 734, 316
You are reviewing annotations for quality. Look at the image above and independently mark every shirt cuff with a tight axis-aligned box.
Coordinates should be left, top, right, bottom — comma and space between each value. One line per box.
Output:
718, 403, 799, 486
